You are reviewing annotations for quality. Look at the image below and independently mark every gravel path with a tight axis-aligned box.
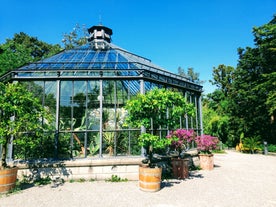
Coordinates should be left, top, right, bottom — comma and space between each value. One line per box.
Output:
1, 150, 276, 207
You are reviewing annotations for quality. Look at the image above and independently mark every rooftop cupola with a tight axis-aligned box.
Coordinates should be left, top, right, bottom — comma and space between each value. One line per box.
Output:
88, 25, 113, 50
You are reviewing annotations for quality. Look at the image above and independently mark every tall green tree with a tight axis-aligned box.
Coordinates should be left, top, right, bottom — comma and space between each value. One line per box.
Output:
203, 65, 234, 145
229, 15, 276, 144
210, 64, 234, 97
0, 32, 62, 76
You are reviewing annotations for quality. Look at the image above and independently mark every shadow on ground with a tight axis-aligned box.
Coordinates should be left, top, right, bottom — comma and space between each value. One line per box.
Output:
161, 170, 204, 189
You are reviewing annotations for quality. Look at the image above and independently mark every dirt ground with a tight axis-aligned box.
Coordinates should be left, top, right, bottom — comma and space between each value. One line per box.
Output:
1, 150, 276, 207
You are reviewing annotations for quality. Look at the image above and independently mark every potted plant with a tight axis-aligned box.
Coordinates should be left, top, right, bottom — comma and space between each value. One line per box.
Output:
137, 133, 170, 191
124, 88, 195, 191
138, 133, 170, 166
166, 129, 195, 179
195, 134, 219, 170
0, 82, 53, 193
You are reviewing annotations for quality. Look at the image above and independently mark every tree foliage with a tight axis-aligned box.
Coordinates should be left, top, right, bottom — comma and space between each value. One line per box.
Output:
125, 88, 195, 165
0, 83, 54, 168
124, 88, 195, 133
260, 72, 276, 115
204, 64, 233, 144
0, 32, 62, 76
205, 15, 276, 146
62, 24, 88, 49
203, 91, 230, 144
229, 15, 276, 144
210, 64, 234, 97
177, 66, 204, 85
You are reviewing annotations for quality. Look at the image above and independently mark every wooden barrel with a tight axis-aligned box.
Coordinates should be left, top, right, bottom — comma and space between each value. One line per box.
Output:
139, 166, 162, 192
0, 167, 18, 193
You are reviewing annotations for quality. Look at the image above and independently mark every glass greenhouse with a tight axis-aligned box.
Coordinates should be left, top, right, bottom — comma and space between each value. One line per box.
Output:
1, 25, 203, 160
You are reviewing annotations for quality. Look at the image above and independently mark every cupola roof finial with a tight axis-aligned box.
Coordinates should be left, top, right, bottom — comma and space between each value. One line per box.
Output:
87, 24, 113, 50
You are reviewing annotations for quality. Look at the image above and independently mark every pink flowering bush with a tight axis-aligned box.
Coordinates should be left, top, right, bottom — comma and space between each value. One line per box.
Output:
166, 129, 195, 152
195, 134, 219, 154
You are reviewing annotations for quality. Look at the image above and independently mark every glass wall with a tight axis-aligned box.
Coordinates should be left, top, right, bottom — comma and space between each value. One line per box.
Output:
11, 78, 202, 160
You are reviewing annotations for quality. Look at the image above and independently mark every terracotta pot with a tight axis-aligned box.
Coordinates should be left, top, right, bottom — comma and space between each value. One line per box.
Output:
199, 154, 214, 170
139, 165, 162, 192
0, 167, 18, 193
171, 158, 189, 179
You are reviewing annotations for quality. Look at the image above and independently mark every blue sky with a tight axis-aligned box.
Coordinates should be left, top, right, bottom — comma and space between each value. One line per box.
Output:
1, 0, 275, 94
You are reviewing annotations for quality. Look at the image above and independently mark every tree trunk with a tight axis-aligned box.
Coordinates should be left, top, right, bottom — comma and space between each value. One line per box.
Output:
0, 139, 7, 169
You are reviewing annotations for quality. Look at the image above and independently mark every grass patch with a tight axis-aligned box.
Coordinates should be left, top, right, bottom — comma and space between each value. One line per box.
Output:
105, 175, 128, 182
77, 178, 86, 183
69, 179, 75, 183
212, 149, 226, 154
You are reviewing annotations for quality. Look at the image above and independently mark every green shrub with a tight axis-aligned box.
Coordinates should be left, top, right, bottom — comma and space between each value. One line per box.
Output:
268, 144, 276, 153
69, 178, 86, 183
77, 178, 86, 183
242, 137, 261, 154
89, 178, 96, 182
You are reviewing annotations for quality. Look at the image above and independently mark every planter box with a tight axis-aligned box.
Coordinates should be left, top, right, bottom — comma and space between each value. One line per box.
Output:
198, 154, 214, 170
171, 158, 189, 179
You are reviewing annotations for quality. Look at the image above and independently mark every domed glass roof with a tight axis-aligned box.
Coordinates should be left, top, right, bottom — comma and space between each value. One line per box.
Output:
4, 25, 202, 94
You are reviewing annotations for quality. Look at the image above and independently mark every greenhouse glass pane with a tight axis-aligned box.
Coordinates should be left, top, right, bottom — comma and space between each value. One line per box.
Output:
71, 132, 86, 158
72, 81, 87, 130
87, 132, 100, 157
116, 81, 128, 106
58, 132, 72, 159
60, 81, 73, 130
87, 80, 100, 130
